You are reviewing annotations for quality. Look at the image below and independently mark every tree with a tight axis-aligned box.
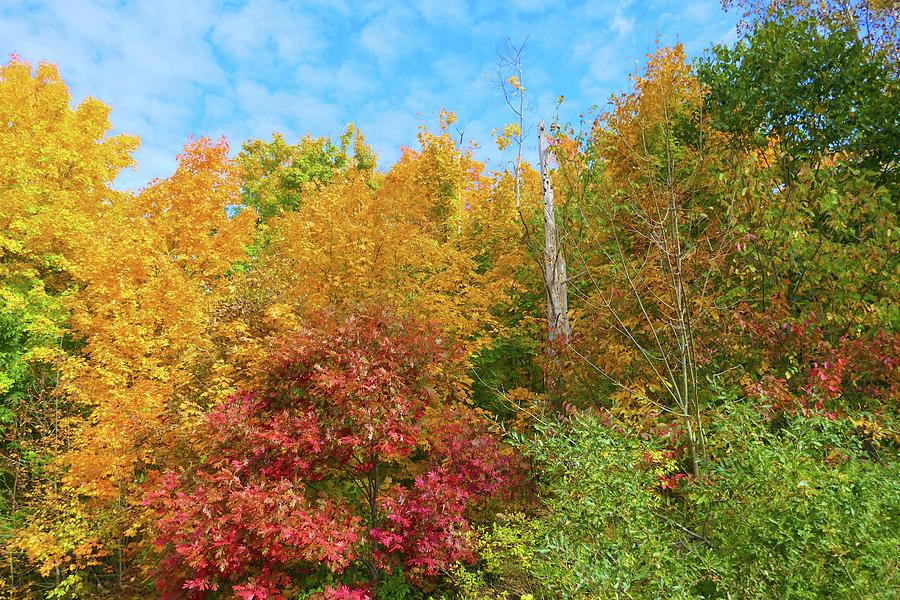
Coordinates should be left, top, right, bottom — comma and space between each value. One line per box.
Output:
14, 137, 254, 595
701, 10, 899, 179
237, 124, 376, 223
495, 37, 530, 209
242, 115, 511, 362
147, 308, 518, 598
555, 46, 724, 475
698, 7, 898, 419
537, 121, 571, 357
723, 0, 899, 66
0, 57, 137, 595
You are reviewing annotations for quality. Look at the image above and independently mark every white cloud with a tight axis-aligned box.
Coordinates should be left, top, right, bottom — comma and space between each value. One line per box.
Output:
1, 0, 228, 188
413, 0, 469, 25
210, 0, 322, 63
359, 6, 425, 67
1, 0, 740, 190
611, 7, 635, 37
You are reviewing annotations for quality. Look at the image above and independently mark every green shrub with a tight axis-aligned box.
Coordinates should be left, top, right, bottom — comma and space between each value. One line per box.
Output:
467, 406, 898, 599
685, 405, 899, 599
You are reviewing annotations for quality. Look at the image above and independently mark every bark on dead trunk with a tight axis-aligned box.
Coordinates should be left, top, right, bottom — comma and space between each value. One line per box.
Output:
538, 121, 571, 347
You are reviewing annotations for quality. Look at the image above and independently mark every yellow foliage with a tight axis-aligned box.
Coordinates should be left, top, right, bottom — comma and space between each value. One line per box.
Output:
562, 45, 725, 424
596, 43, 702, 186
0, 61, 138, 253
61, 137, 255, 499
507, 75, 525, 92
13, 486, 108, 578
251, 122, 531, 360
493, 122, 522, 151
1, 59, 542, 589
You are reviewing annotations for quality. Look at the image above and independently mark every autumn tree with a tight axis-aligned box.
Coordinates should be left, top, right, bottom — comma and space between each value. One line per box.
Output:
462, 20, 898, 597
199, 112, 545, 432
0, 57, 137, 595
147, 308, 518, 599
698, 6, 899, 417
234, 113, 517, 368
13, 136, 254, 595
237, 124, 376, 223
552, 46, 729, 477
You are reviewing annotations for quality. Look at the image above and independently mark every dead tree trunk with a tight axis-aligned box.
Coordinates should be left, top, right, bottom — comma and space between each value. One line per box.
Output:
538, 121, 571, 348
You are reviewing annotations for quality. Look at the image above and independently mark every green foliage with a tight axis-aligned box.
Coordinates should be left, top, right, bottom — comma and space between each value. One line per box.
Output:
470, 297, 544, 417
699, 13, 899, 177
375, 570, 416, 599
0, 277, 67, 412
721, 162, 899, 336
475, 413, 695, 599
463, 406, 899, 599
237, 124, 376, 222
45, 573, 87, 600
685, 404, 899, 598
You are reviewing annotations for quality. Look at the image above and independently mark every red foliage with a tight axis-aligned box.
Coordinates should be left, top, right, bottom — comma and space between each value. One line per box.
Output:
802, 333, 898, 403
316, 585, 373, 600
736, 298, 898, 416
658, 472, 688, 491
145, 308, 518, 598
372, 412, 519, 579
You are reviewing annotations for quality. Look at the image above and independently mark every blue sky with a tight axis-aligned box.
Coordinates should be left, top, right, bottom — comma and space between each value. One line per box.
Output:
1, 0, 740, 189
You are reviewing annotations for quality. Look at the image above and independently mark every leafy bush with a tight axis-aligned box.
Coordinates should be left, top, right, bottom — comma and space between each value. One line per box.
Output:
684, 405, 899, 599
466, 405, 898, 599
473, 412, 697, 599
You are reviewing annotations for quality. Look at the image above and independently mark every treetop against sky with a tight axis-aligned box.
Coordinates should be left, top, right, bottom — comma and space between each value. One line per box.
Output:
1, 0, 739, 189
